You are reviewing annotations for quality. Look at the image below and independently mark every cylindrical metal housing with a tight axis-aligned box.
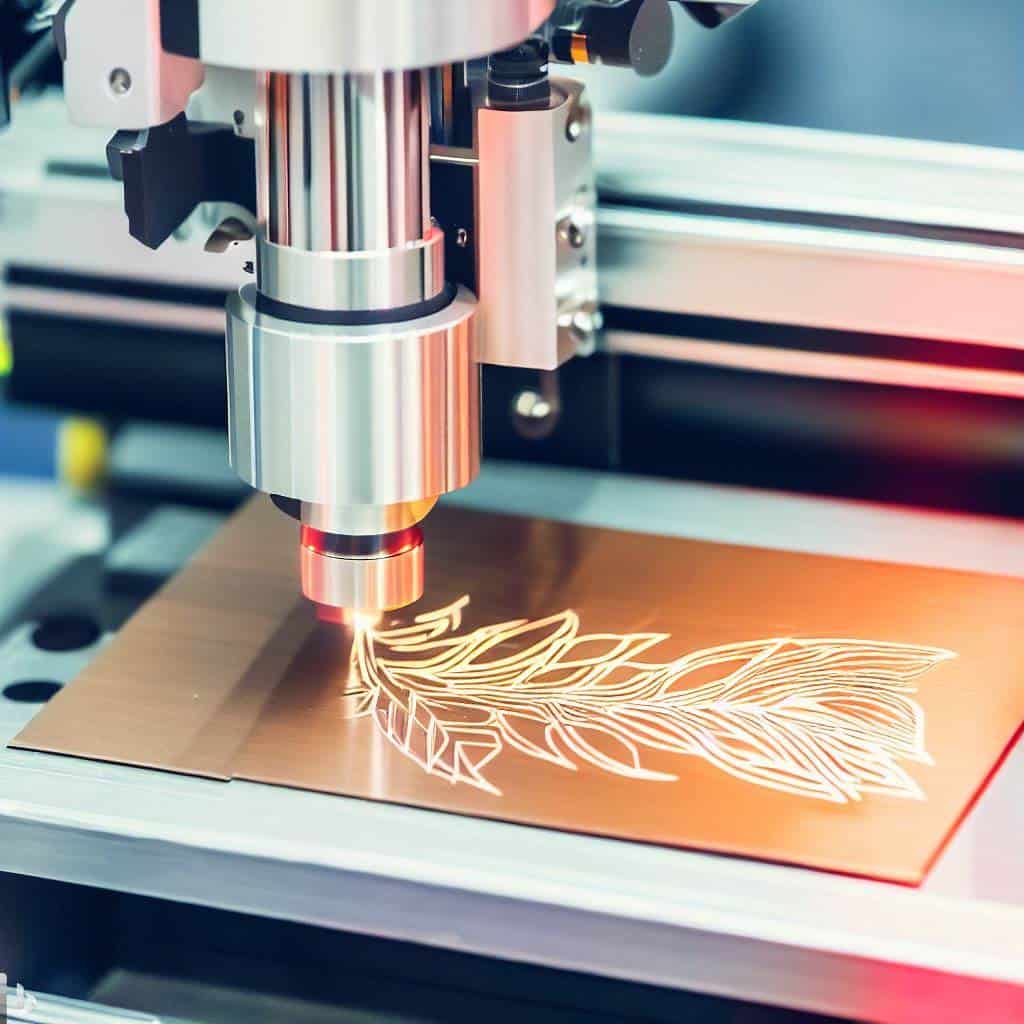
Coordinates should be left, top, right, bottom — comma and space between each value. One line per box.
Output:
301, 527, 425, 613
260, 69, 431, 256
226, 284, 480, 509
189, 0, 556, 74
237, 58, 482, 615
256, 230, 445, 312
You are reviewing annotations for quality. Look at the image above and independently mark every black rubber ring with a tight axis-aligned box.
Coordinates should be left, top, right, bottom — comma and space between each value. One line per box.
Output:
256, 282, 456, 326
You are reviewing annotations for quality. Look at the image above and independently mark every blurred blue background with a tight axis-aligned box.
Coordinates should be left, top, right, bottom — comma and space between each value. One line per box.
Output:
578, 0, 1024, 147
0, 330, 56, 477
0, 407, 56, 478
4, 0, 1024, 478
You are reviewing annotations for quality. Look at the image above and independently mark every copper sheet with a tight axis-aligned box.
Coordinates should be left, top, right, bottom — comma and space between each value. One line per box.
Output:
13, 498, 1024, 884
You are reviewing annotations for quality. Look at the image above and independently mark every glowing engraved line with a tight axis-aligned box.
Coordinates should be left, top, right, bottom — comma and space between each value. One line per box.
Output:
345, 597, 955, 803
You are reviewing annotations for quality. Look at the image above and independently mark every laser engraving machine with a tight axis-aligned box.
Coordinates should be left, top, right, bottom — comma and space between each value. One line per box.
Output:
6, 1, 1024, 1021
3, 0, 754, 622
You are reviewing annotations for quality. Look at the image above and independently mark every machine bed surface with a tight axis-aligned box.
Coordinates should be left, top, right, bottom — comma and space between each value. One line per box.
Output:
1, 463, 1023, 1021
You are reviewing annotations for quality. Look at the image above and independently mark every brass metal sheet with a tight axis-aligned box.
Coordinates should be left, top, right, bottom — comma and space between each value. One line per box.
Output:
13, 498, 1024, 884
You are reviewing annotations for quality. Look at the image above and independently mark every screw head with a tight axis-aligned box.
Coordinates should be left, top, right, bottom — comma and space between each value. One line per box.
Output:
514, 389, 552, 419
559, 302, 603, 357
558, 208, 593, 252
108, 67, 132, 96
565, 101, 591, 142
512, 388, 559, 440
572, 306, 604, 337
559, 218, 587, 250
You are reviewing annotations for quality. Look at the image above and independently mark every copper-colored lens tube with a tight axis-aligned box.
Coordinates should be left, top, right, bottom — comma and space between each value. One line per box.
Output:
300, 526, 425, 614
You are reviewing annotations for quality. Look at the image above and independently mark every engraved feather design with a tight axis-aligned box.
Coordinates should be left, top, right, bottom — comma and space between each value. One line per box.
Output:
346, 597, 955, 802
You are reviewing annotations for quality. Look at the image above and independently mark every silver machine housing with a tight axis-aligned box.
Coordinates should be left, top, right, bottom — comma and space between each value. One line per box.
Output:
46, 0, 757, 613
227, 64, 482, 613
135, 0, 598, 613
213, 0, 605, 613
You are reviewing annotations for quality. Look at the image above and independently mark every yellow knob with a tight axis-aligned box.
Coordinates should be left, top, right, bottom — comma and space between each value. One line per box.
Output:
59, 418, 108, 491
0, 323, 11, 377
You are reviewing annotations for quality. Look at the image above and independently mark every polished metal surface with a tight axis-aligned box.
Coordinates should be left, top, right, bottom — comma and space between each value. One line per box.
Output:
301, 536, 425, 612
3, 468, 1024, 1023
0, 96, 252, 311
598, 113, 1024, 235
597, 114, 1024, 349
4, 984, 158, 1023
0, 283, 226, 336
257, 230, 445, 312
62, 0, 203, 130
597, 204, 1024, 355
194, 0, 556, 73
299, 498, 438, 536
226, 284, 479, 509
247, 65, 464, 612
476, 79, 599, 369
11, 96, 1024, 358
260, 71, 430, 253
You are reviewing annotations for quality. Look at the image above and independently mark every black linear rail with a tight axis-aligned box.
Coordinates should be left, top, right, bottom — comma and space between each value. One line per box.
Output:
601, 306, 1024, 375
5, 310, 227, 428
5, 265, 230, 310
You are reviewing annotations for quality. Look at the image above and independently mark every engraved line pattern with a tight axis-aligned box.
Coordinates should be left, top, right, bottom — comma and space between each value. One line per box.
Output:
345, 597, 955, 802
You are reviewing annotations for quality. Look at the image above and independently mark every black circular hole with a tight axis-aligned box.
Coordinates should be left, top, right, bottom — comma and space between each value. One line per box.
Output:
3, 680, 64, 703
31, 614, 101, 652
